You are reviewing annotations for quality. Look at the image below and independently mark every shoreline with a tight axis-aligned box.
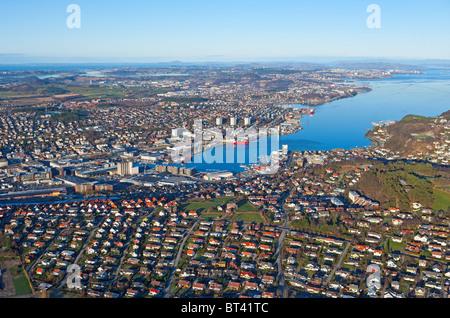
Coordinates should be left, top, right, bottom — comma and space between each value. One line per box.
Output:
174, 69, 448, 171
364, 131, 381, 151
178, 85, 378, 172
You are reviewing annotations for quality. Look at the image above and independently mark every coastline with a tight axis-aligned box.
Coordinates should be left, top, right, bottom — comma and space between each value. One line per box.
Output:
182, 69, 450, 173
180, 83, 377, 172
364, 129, 381, 151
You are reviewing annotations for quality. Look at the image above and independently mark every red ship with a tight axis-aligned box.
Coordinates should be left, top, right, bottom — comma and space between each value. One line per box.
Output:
233, 140, 249, 145
301, 107, 315, 115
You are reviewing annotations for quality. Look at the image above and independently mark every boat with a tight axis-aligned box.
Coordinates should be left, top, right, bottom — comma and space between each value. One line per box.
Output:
253, 164, 270, 171
301, 107, 315, 115
253, 164, 279, 175
233, 140, 249, 145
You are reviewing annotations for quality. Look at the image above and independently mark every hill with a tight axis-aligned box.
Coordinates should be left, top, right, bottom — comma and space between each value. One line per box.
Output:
366, 111, 450, 162
350, 161, 450, 211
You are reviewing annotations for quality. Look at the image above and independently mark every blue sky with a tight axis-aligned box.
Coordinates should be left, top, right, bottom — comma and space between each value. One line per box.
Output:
0, 0, 449, 63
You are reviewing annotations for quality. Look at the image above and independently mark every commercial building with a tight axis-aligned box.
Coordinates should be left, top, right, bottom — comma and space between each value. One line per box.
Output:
155, 164, 196, 176
203, 171, 234, 181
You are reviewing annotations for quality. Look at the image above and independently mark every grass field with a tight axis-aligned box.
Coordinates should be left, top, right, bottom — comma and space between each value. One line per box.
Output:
236, 199, 257, 212
387, 239, 405, 252
231, 212, 264, 223
68, 86, 128, 100
432, 189, 450, 212
0, 85, 128, 103
12, 276, 32, 295
200, 213, 224, 220
181, 197, 235, 213
411, 134, 433, 139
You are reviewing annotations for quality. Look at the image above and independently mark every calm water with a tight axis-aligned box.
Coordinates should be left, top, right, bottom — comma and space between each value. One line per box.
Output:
282, 69, 450, 151
187, 69, 450, 172
185, 137, 280, 173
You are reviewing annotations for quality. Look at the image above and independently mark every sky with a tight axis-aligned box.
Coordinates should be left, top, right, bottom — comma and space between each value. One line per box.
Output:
0, 0, 449, 63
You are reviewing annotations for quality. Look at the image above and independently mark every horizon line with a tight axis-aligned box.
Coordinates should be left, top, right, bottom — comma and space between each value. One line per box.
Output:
1, 56, 450, 66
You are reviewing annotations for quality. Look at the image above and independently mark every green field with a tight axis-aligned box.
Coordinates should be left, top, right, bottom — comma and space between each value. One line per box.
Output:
200, 213, 224, 220
432, 189, 450, 212
386, 239, 405, 252
231, 212, 264, 223
181, 197, 235, 213
63, 86, 127, 100
0, 85, 128, 102
411, 134, 433, 139
236, 200, 257, 212
12, 276, 32, 295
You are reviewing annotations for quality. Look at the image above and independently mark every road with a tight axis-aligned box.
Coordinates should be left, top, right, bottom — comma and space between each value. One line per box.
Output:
27, 229, 62, 281
275, 226, 288, 297
274, 179, 295, 298
50, 215, 107, 296
325, 242, 351, 286
273, 155, 354, 296
162, 219, 199, 298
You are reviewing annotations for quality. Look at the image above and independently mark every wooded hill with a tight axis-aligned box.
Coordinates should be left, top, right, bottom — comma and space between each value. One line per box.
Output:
350, 161, 449, 212
367, 110, 449, 157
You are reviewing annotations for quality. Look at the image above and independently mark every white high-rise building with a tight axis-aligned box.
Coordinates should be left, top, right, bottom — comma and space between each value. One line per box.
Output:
230, 117, 237, 126
216, 117, 223, 125
117, 161, 139, 176
244, 117, 251, 126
